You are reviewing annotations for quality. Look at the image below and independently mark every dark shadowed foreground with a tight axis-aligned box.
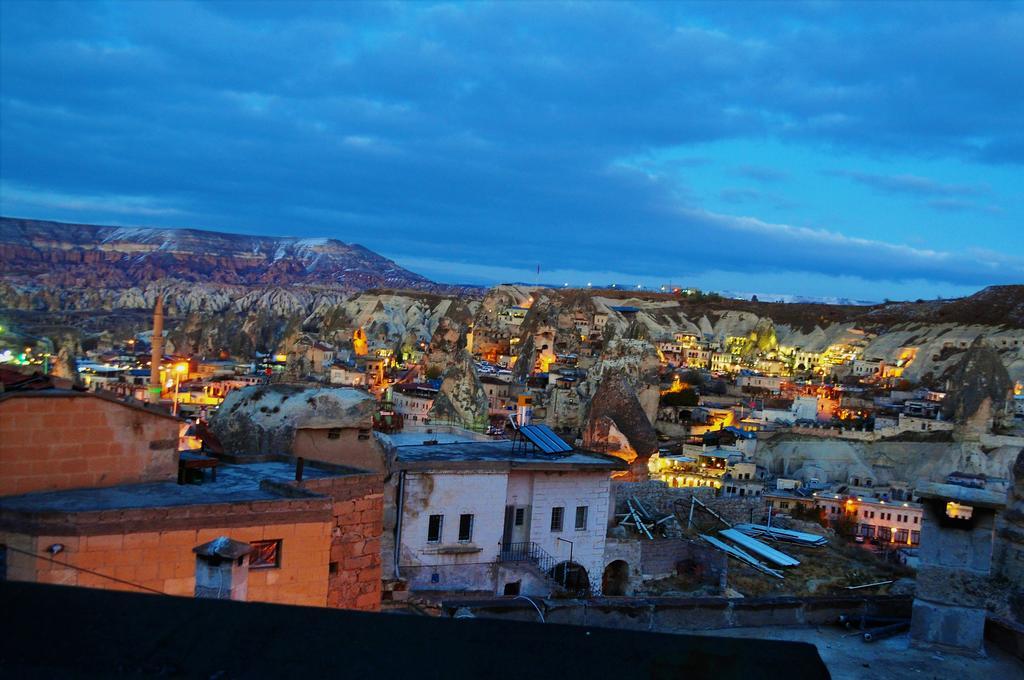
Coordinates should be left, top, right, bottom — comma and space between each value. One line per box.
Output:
0, 581, 828, 679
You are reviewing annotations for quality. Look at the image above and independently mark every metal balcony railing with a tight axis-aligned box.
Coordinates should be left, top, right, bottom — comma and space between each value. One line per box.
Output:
499, 542, 595, 596
499, 541, 558, 575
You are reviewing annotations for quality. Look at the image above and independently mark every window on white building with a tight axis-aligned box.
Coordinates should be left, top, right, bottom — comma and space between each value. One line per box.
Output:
514, 508, 525, 526
551, 507, 564, 532
575, 506, 588, 531
458, 514, 474, 542
427, 515, 443, 543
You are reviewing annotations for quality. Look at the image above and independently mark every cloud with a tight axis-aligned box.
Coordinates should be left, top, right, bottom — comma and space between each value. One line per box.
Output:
828, 170, 986, 198
732, 164, 788, 182
927, 199, 1003, 215
719, 188, 764, 204
0, 182, 186, 218
718, 187, 796, 210
0, 1, 1020, 299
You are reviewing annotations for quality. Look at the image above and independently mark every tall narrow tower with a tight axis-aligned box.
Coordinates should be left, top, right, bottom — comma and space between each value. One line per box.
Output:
149, 295, 164, 404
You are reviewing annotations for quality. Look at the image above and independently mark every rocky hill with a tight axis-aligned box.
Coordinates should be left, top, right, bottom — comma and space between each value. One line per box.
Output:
2, 217, 1022, 388
0, 216, 437, 290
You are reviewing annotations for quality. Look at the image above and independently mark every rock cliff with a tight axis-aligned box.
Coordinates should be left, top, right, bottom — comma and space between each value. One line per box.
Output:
212, 384, 376, 454
428, 349, 490, 430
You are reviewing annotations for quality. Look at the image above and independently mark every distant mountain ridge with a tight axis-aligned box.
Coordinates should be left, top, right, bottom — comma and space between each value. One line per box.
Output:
721, 291, 880, 306
0, 216, 438, 290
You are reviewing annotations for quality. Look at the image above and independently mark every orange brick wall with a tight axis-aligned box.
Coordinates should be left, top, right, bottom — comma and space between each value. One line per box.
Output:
1, 520, 333, 607
299, 473, 384, 611
0, 394, 179, 496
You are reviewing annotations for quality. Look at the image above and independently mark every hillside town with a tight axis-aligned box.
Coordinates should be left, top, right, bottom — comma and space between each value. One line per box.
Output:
2, 0, 1024, 672
3, 278, 1024, 673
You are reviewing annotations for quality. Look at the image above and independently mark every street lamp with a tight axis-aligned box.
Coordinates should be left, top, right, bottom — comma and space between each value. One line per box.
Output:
172, 363, 187, 416
555, 536, 575, 589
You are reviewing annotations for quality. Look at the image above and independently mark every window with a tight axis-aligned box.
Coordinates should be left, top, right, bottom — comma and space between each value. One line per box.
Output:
575, 506, 588, 531
427, 514, 443, 543
946, 502, 973, 520
458, 514, 474, 542
327, 428, 341, 440
250, 539, 282, 569
913, 516, 918, 524
514, 508, 525, 526
550, 506, 564, 532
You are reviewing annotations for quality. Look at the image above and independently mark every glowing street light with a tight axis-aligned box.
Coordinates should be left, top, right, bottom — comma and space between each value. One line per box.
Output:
172, 363, 188, 416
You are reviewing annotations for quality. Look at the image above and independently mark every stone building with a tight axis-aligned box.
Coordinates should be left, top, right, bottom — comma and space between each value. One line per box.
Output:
386, 436, 625, 596
211, 384, 388, 472
0, 388, 179, 496
0, 385, 383, 611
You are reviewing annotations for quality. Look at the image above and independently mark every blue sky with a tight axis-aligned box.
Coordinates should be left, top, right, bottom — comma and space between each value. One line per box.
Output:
1, 1, 1021, 300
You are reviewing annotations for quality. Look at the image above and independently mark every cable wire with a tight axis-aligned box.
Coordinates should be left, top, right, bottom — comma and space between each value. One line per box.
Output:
4, 544, 167, 596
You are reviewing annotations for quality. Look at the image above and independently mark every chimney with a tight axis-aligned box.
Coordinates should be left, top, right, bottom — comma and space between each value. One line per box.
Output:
192, 536, 253, 601
149, 295, 164, 404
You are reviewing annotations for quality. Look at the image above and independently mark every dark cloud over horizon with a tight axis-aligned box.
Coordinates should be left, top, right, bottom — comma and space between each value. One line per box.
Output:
0, 1, 1021, 298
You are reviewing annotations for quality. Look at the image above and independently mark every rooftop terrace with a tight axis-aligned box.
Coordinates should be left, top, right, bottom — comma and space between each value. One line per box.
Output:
0, 459, 348, 514
394, 438, 626, 471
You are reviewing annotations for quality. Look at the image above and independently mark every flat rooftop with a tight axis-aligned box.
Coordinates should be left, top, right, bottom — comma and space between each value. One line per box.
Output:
394, 439, 626, 471
0, 460, 343, 513
382, 426, 491, 447
712, 625, 1022, 680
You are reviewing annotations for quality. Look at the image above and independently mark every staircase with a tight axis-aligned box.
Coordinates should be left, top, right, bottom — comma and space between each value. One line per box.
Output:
499, 542, 594, 596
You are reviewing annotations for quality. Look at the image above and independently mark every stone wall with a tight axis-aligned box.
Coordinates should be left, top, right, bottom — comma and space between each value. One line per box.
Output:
614, 481, 763, 526
0, 393, 179, 496
602, 538, 643, 595
994, 451, 1024, 624
441, 594, 913, 632
640, 539, 727, 589
298, 472, 384, 611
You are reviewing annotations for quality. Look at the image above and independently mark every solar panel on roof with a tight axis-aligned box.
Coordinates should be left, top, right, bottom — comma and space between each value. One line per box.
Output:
519, 424, 572, 453
533, 424, 573, 452
529, 426, 562, 453
518, 426, 554, 453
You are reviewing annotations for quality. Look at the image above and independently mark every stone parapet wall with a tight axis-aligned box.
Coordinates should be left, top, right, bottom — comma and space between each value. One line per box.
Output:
441, 594, 913, 632
0, 496, 333, 536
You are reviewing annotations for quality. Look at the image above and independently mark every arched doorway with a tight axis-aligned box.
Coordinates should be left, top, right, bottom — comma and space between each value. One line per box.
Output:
602, 560, 629, 596
549, 561, 590, 596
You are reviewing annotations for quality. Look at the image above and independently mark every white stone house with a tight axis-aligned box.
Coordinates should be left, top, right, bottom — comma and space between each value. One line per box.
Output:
388, 438, 625, 596
391, 383, 437, 422
329, 363, 367, 387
